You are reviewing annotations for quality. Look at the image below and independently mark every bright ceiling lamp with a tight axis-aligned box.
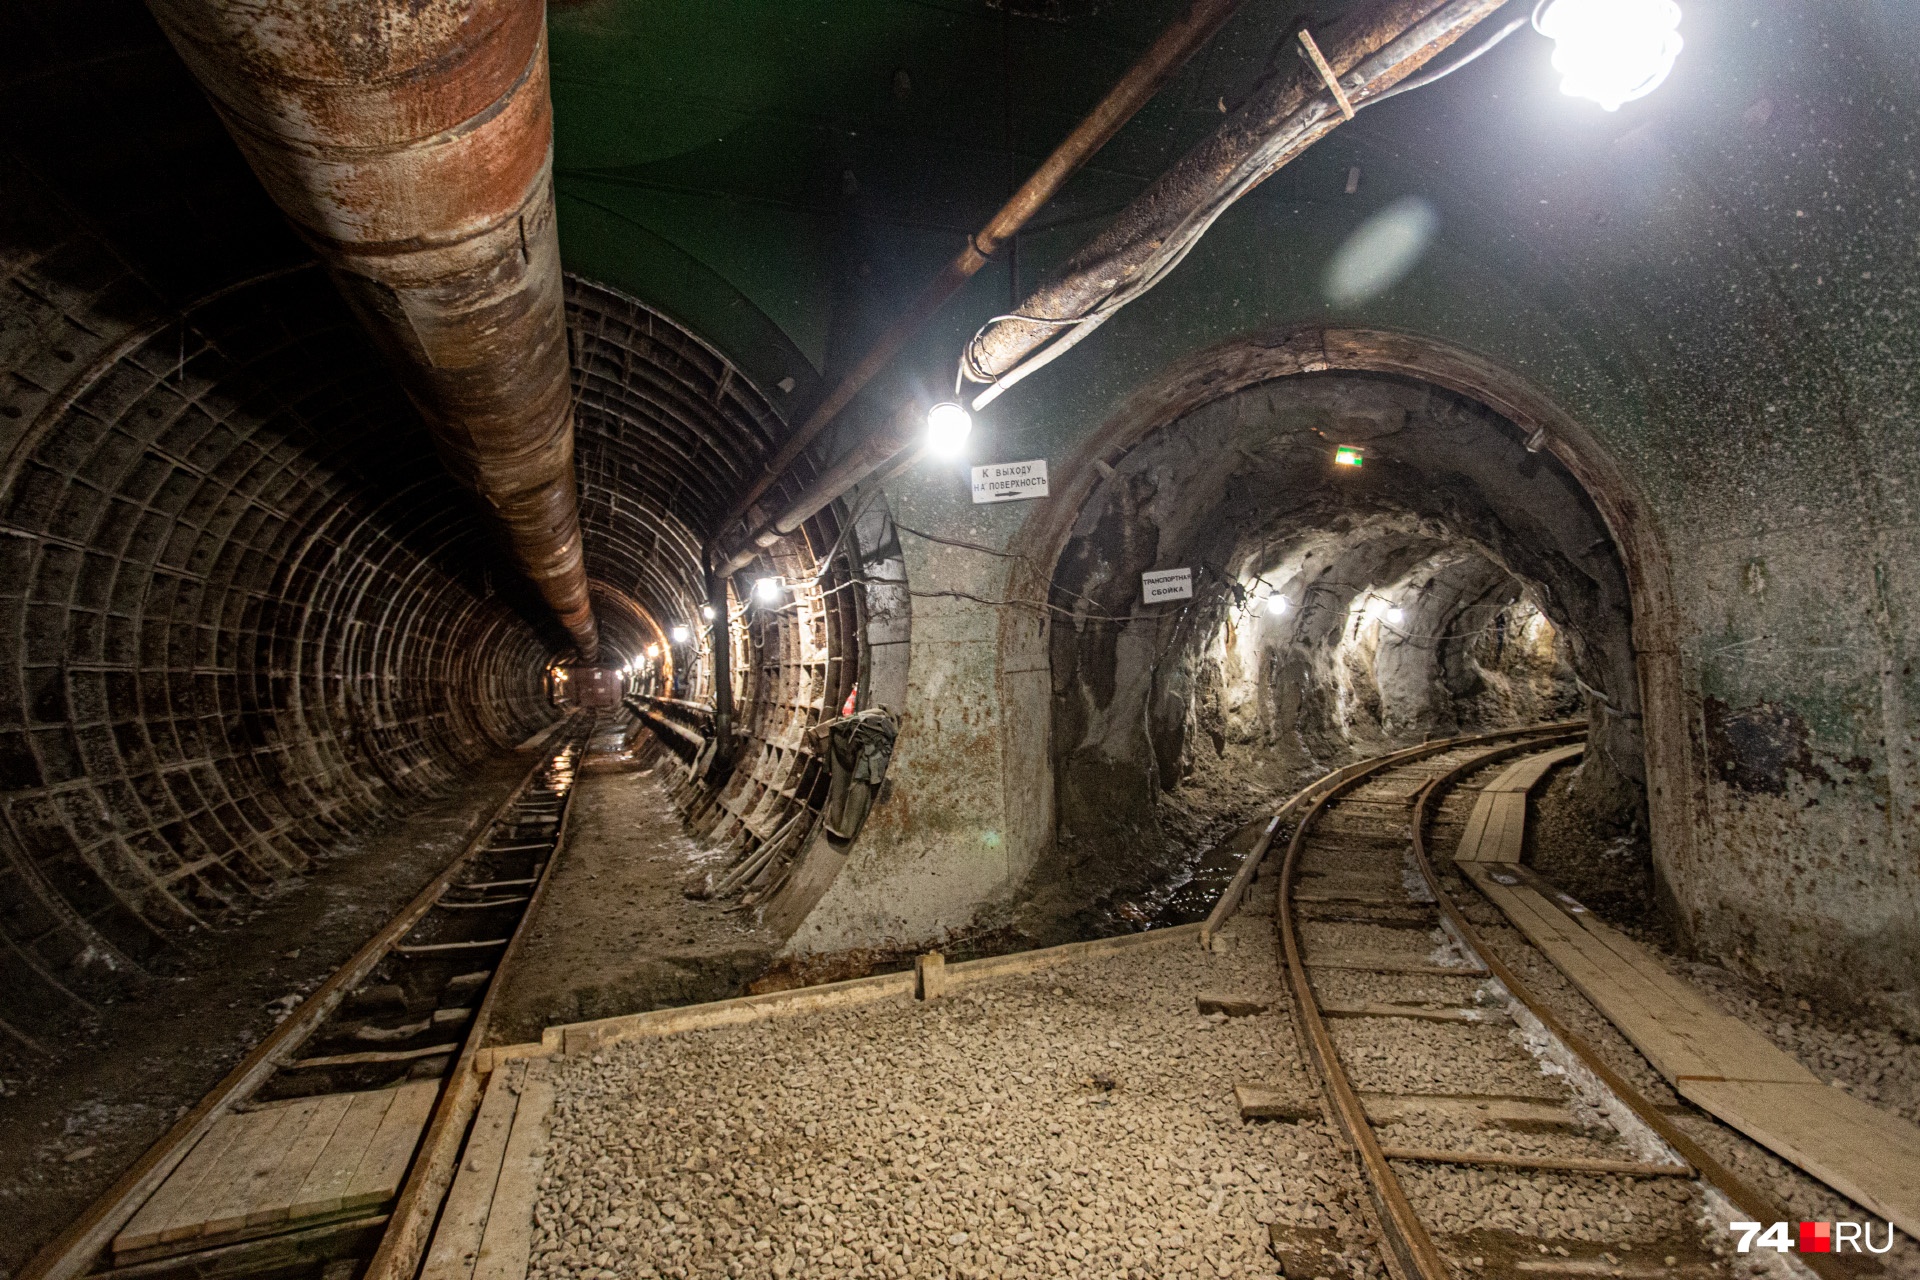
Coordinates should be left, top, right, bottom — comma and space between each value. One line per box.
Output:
926, 402, 973, 456
646, 643, 661, 659
1266, 594, 1290, 617
701, 604, 716, 621
756, 576, 784, 604
671, 625, 691, 643
1385, 606, 1405, 624
1534, 0, 1682, 112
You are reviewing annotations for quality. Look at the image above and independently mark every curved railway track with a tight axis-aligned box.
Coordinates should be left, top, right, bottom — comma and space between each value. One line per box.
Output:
1271, 727, 1864, 1280
23, 715, 596, 1280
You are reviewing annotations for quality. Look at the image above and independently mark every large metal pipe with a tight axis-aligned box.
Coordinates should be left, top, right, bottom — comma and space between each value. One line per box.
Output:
148, 0, 599, 659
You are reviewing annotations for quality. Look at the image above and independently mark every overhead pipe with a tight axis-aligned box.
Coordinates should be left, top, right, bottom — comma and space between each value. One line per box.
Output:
709, 0, 1245, 568
962, 0, 1510, 398
715, 0, 1509, 571
148, 0, 600, 659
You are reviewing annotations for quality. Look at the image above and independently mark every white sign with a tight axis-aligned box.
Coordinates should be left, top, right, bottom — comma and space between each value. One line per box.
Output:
971, 459, 1050, 504
1142, 567, 1194, 603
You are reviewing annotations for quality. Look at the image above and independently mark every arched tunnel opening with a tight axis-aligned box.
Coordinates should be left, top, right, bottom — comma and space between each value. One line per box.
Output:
1024, 373, 1646, 941
7, 0, 1920, 1274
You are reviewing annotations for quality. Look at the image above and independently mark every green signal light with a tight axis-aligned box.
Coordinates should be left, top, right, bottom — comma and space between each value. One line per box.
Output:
1334, 445, 1365, 468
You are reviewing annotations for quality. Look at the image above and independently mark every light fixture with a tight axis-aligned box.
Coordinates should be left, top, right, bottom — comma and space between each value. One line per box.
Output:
926, 401, 973, 456
1334, 445, 1365, 469
1266, 594, 1290, 617
671, 625, 691, 643
756, 576, 784, 604
646, 643, 661, 659
1533, 0, 1682, 112
1385, 606, 1405, 624
701, 604, 716, 621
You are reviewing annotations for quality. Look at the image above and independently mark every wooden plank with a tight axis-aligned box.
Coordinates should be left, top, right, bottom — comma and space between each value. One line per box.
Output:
1361, 1094, 1583, 1131
240, 1092, 356, 1228
115, 1119, 249, 1254
288, 1090, 398, 1221
1319, 1001, 1505, 1025
1462, 865, 1807, 1083
1453, 744, 1582, 863
1378, 1147, 1689, 1177
472, 1063, 554, 1280
1676, 1080, 1920, 1236
1304, 949, 1486, 977
283, 1043, 461, 1070
1235, 1084, 1321, 1122
195, 1101, 322, 1240
95, 1215, 390, 1280
343, 1080, 441, 1215
1464, 864, 1920, 1236
394, 939, 509, 956
420, 1063, 525, 1280
558, 924, 1205, 1055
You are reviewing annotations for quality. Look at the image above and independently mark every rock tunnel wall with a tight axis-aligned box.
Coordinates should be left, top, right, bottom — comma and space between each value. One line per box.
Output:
1025, 374, 1622, 935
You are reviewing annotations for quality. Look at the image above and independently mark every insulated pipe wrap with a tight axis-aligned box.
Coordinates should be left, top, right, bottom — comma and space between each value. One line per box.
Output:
148, 0, 599, 657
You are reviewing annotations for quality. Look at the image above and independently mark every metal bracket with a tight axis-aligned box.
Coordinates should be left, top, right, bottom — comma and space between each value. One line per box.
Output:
1297, 29, 1355, 120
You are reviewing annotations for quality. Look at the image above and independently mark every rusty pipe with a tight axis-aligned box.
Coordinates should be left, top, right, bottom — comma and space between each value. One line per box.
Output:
710, 0, 1244, 559
148, 0, 599, 659
964, 0, 1507, 394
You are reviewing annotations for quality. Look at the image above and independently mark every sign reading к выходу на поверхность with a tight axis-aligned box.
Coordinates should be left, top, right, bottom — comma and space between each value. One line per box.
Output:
970, 459, 1049, 503
1141, 567, 1193, 603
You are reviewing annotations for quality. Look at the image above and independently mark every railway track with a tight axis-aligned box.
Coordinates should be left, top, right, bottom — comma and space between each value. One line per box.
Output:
22, 714, 595, 1280
1270, 727, 1868, 1280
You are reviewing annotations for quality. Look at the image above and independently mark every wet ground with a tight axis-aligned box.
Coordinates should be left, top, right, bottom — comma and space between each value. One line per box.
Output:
486, 743, 780, 1047
0, 749, 537, 1279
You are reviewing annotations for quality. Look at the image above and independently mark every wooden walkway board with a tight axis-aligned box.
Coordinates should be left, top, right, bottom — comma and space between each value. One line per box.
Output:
115, 1082, 440, 1259
421, 1060, 555, 1280
1461, 861, 1920, 1236
1454, 744, 1583, 864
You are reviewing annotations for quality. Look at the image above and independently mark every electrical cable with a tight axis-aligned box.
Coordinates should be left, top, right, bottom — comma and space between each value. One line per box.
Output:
956, 3, 1534, 409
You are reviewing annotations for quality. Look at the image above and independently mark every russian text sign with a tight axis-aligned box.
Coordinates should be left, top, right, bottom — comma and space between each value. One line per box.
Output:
1142, 567, 1194, 603
971, 459, 1049, 503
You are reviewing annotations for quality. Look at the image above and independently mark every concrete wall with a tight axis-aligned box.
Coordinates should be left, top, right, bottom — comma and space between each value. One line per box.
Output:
792, 0, 1920, 1025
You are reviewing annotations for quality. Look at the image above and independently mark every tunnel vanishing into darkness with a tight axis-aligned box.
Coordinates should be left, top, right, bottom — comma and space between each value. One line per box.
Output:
6, 0, 1920, 1270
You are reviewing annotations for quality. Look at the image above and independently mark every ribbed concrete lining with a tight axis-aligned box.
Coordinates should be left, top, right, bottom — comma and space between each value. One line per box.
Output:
566, 277, 802, 644
0, 248, 557, 1026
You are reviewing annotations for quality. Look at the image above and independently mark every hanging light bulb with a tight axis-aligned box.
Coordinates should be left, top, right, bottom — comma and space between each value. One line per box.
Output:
1533, 0, 1682, 112
1266, 594, 1290, 617
756, 576, 784, 604
646, 643, 661, 659
1385, 606, 1405, 625
926, 402, 973, 456
671, 625, 691, 643
701, 604, 716, 621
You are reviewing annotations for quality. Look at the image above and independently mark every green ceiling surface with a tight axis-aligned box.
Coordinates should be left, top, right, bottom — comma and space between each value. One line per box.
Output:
546, 0, 1301, 395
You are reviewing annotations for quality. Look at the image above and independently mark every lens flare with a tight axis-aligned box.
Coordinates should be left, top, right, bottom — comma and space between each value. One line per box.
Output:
1323, 197, 1439, 307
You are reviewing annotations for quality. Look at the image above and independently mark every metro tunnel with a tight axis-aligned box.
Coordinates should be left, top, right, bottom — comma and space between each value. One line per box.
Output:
2, 1, 1917, 1278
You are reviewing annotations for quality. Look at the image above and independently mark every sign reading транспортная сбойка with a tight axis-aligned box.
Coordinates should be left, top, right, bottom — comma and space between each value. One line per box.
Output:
1141, 567, 1193, 603
970, 460, 1049, 503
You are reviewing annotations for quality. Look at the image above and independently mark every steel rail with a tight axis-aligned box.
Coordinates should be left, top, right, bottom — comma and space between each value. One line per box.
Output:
364, 722, 589, 1280
1272, 723, 1580, 1280
18, 718, 587, 1280
1405, 742, 1861, 1280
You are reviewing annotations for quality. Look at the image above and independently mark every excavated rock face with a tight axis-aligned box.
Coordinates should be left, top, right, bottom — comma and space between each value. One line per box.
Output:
1027, 373, 1637, 935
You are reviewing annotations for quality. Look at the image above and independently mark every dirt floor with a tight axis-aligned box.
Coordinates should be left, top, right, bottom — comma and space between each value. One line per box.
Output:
0, 748, 538, 1280
486, 760, 779, 1046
